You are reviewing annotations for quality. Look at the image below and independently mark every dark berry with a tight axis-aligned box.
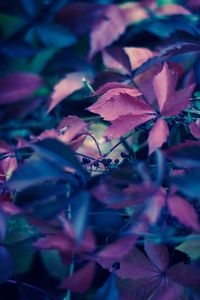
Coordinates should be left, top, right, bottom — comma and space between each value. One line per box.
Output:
93, 161, 99, 167
82, 157, 90, 164
121, 152, 128, 158
106, 158, 112, 164
114, 159, 119, 164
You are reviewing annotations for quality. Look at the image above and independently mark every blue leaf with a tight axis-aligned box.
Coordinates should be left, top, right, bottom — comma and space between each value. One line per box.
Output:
94, 274, 120, 300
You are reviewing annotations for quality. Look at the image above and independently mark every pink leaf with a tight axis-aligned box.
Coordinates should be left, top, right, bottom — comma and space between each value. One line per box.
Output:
89, 87, 142, 115
144, 241, 169, 272
56, 115, 88, 140
153, 63, 178, 113
153, 63, 194, 116
189, 119, 200, 139
0, 72, 43, 105
124, 47, 155, 70
59, 261, 95, 293
156, 4, 191, 16
93, 82, 130, 96
88, 89, 154, 122
161, 84, 195, 117
148, 118, 169, 154
48, 72, 89, 113
168, 195, 200, 231
105, 114, 155, 139
89, 5, 126, 59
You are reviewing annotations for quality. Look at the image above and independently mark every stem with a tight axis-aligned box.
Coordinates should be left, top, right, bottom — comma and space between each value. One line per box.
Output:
85, 132, 103, 157
7, 280, 57, 299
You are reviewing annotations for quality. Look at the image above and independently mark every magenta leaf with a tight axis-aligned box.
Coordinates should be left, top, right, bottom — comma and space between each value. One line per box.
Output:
0, 72, 43, 105
88, 88, 144, 121
104, 114, 154, 139
167, 194, 200, 231
148, 118, 169, 154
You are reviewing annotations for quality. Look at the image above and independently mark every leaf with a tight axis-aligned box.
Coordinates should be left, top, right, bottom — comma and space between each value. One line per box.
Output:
0, 13, 26, 38
124, 47, 155, 70
48, 72, 88, 112
70, 190, 90, 242
36, 23, 76, 48
57, 3, 104, 36
189, 119, 200, 139
89, 5, 126, 59
18, 0, 40, 17
171, 168, 200, 198
0, 246, 14, 283
6, 157, 71, 191
27, 48, 58, 73
133, 42, 200, 78
102, 47, 131, 74
15, 183, 68, 207
41, 249, 67, 279
153, 63, 178, 113
56, 115, 88, 140
31, 138, 86, 186
167, 262, 200, 290
148, 118, 169, 154
167, 194, 200, 231
166, 141, 200, 168
176, 238, 200, 260
144, 241, 169, 272
94, 274, 120, 300
104, 114, 154, 139
156, 4, 191, 15
88, 89, 153, 122
97, 237, 138, 273
0, 208, 7, 242
0, 72, 43, 105
9, 242, 34, 274
113, 247, 158, 280
153, 63, 194, 116
59, 261, 95, 293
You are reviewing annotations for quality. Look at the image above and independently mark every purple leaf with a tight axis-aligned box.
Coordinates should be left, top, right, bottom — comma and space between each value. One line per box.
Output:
166, 141, 200, 168
144, 241, 169, 272
167, 262, 200, 291
102, 47, 131, 74
59, 261, 95, 293
88, 5, 127, 59
167, 194, 200, 231
0, 72, 43, 105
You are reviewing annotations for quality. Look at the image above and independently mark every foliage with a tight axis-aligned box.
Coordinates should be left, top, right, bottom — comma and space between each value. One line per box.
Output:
0, 0, 200, 299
